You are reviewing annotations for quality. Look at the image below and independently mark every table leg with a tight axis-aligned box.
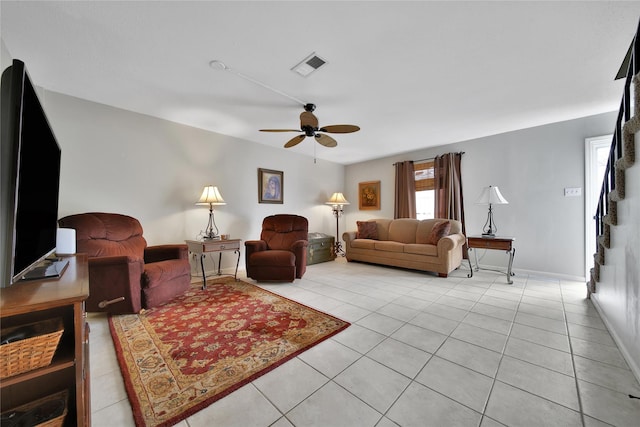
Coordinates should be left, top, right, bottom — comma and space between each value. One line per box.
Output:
506, 248, 516, 284
473, 247, 480, 272
466, 250, 474, 278
233, 249, 240, 280
217, 253, 222, 275
200, 254, 207, 290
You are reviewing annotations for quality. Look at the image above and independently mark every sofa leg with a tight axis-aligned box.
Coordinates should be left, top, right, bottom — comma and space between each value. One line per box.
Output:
438, 273, 448, 278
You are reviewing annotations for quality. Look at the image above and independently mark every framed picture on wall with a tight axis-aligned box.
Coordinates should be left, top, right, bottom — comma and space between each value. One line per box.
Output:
258, 168, 283, 204
359, 180, 380, 210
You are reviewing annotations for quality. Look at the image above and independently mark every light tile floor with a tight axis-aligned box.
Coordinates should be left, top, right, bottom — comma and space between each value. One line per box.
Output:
88, 258, 640, 426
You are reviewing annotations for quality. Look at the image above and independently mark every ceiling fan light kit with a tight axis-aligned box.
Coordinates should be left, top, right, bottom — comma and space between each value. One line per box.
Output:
260, 103, 360, 148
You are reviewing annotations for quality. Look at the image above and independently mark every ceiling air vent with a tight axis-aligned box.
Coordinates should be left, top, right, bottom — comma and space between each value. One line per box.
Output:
291, 53, 327, 77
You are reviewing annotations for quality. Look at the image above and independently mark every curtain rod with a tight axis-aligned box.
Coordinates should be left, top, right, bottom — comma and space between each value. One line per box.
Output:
392, 151, 465, 166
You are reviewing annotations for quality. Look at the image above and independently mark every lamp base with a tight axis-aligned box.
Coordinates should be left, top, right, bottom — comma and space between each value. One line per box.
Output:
481, 232, 496, 238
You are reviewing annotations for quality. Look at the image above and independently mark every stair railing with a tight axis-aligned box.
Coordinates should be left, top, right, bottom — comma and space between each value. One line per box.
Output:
593, 19, 639, 253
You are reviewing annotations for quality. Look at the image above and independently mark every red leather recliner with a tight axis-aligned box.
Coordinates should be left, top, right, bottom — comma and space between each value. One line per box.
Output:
58, 212, 191, 314
245, 214, 308, 282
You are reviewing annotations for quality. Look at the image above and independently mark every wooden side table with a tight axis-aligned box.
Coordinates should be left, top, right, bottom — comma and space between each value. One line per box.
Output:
186, 239, 241, 289
467, 236, 516, 284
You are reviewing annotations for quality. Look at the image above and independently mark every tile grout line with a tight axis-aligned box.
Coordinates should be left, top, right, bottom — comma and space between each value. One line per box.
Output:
560, 283, 587, 427
374, 275, 492, 425
477, 274, 524, 425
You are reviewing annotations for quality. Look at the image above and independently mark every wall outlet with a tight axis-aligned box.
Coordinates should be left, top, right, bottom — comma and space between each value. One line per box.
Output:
564, 187, 582, 197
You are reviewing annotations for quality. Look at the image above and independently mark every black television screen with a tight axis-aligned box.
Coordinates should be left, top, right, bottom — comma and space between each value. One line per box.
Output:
1, 59, 66, 285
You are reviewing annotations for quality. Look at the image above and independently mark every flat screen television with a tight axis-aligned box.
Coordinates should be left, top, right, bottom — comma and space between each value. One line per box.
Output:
1, 59, 68, 286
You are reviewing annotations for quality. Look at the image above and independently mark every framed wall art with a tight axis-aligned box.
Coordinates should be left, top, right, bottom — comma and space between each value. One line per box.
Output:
359, 180, 380, 210
258, 168, 283, 204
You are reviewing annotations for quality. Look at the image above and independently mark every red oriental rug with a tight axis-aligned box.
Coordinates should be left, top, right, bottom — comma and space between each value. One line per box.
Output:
108, 278, 349, 427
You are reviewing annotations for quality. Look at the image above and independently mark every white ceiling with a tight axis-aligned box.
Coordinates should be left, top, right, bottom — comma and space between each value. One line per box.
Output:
2, 1, 639, 165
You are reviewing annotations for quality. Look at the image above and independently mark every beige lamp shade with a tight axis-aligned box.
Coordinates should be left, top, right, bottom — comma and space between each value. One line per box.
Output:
196, 185, 226, 206
326, 192, 350, 206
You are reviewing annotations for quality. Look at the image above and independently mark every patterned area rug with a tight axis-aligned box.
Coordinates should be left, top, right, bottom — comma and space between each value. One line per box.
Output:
109, 278, 350, 427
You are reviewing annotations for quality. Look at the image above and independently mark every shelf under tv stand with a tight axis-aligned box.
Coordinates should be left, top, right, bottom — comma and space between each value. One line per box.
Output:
0, 254, 90, 426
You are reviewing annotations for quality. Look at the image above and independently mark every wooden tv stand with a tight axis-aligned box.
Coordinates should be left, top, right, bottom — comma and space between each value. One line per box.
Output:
1, 254, 90, 426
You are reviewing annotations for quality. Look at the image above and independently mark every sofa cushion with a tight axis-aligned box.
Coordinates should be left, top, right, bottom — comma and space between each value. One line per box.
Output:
374, 241, 405, 253
142, 259, 191, 288
388, 219, 419, 243
427, 221, 451, 245
250, 249, 295, 266
351, 239, 377, 249
404, 243, 438, 256
357, 221, 378, 239
415, 221, 433, 244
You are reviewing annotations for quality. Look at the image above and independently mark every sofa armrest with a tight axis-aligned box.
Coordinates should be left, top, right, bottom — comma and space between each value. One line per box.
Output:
343, 231, 357, 243
144, 244, 188, 263
244, 240, 267, 254
291, 239, 309, 278
437, 233, 465, 255
244, 240, 267, 259
342, 231, 357, 253
290, 239, 309, 261
291, 239, 309, 252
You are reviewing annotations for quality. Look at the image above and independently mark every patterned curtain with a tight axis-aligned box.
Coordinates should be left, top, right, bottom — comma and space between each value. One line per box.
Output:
394, 160, 416, 219
434, 152, 468, 258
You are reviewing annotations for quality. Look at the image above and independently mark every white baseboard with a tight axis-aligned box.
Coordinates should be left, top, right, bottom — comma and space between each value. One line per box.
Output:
475, 263, 586, 283
590, 296, 640, 384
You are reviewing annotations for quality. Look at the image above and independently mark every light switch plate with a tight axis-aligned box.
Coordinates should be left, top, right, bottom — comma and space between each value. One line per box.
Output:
564, 187, 582, 197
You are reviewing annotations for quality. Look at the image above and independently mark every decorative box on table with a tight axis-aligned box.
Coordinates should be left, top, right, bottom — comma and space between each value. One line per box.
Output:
307, 233, 336, 265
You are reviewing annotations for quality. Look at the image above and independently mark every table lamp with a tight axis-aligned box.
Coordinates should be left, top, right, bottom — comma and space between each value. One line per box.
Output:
475, 185, 508, 237
196, 185, 226, 240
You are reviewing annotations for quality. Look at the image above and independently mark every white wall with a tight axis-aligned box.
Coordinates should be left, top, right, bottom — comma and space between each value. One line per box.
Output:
592, 130, 640, 379
37, 90, 345, 273
344, 112, 617, 280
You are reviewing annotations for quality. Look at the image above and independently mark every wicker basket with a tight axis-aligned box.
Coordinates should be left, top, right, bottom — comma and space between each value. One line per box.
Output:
0, 318, 64, 379
1, 389, 68, 427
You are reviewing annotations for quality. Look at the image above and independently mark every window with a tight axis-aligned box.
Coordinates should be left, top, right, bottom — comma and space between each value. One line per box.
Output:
415, 161, 434, 220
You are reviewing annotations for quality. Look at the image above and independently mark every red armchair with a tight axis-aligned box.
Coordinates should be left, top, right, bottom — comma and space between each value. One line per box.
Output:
58, 212, 191, 314
245, 214, 309, 282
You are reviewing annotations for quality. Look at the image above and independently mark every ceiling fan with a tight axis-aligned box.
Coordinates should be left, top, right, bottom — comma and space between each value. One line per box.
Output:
260, 103, 360, 148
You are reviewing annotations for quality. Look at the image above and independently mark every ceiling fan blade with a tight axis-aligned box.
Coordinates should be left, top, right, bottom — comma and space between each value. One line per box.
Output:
284, 134, 306, 148
315, 133, 337, 148
260, 129, 301, 132
300, 111, 319, 128
319, 124, 360, 134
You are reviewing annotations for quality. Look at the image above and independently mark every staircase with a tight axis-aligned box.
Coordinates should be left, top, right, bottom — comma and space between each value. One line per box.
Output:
588, 20, 640, 378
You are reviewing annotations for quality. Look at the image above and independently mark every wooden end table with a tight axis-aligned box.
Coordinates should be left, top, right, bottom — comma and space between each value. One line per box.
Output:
467, 236, 516, 284
186, 239, 241, 289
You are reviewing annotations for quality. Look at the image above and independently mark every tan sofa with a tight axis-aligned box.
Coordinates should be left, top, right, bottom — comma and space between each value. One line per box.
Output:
343, 218, 465, 277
